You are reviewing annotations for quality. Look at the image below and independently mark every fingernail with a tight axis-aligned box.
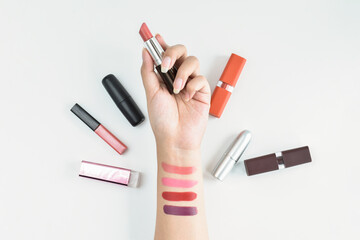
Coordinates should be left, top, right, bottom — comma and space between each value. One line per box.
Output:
161, 57, 171, 73
173, 78, 183, 94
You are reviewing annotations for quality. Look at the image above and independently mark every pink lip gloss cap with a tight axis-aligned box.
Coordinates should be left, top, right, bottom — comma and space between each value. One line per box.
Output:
79, 161, 140, 187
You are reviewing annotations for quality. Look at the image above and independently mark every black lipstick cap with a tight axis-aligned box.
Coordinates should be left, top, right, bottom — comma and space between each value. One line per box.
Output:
71, 103, 100, 131
102, 74, 145, 127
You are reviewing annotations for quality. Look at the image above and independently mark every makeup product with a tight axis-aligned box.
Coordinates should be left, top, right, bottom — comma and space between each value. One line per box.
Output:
163, 205, 198, 216
162, 192, 197, 201
162, 162, 196, 175
139, 22, 177, 94
102, 74, 145, 127
244, 146, 312, 176
212, 130, 252, 180
162, 178, 198, 188
79, 161, 140, 187
209, 53, 246, 118
71, 103, 127, 155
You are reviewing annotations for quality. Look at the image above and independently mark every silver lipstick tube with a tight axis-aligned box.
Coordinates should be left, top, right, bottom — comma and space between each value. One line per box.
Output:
143, 36, 177, 94
144, 37, 164, 66
212, 130, 252, 181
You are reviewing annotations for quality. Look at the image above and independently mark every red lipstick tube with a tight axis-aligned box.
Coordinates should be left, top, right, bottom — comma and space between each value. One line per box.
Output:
209, 53, 246, 118
71, 103, 127, 155
139, 23, 177, 94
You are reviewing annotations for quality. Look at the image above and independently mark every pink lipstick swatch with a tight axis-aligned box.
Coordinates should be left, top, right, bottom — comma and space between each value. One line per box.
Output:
162, 177, 198, 188
162, 162, 196, 175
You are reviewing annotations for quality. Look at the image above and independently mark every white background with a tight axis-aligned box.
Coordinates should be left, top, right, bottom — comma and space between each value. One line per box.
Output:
1, 0, 359, 239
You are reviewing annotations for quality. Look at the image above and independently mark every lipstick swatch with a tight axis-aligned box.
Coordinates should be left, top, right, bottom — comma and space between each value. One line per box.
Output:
160, 162, 198, 216
163, 205, 198, 216
162, 178, 198, 188
162, 192, 197, 201
162, 162, 196, 175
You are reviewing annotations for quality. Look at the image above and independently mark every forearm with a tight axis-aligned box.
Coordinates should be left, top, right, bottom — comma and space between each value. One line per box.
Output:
154, 143, 209, 240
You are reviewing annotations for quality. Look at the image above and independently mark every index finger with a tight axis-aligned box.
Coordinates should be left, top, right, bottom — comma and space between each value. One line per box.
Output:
155, 34, 187, 73
155, 34, 169, 50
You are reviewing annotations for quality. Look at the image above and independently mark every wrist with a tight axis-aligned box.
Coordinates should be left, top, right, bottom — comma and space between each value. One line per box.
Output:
156, 142, 201, 165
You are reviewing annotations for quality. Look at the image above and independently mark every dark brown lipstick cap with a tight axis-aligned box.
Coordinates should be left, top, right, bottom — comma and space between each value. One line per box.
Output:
282, 146, 312, 167
244, 146, 312, 176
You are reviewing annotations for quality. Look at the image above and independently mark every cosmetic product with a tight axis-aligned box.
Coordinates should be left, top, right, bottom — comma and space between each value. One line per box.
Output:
162, 178, 198, 188
212, 130, 252, 180
162, 192, 197, 201
162, 162, 196, 175
209, 53, 246, 118
79, 161, 140, 187
163, 205, 198, 216
244, 146, 312, 176
102, 74, 145, 127
71, 103, 127, 155
139, 22, 177, 94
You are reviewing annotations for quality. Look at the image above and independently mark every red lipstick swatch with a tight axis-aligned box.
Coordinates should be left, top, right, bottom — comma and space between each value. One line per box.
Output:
162, 162, 196, 175
162, 192, 197, 201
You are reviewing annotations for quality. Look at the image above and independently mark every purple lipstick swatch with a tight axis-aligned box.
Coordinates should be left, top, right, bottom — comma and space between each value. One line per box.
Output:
163, 205, 198, 216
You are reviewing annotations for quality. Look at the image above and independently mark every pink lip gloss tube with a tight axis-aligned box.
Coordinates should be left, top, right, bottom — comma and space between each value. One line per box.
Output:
71, 103, 127, 155
79, 161, 140, 187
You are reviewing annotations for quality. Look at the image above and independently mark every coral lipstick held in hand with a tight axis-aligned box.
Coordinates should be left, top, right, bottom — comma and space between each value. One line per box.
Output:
139, 22, 178, 94
71, 103, 127, 155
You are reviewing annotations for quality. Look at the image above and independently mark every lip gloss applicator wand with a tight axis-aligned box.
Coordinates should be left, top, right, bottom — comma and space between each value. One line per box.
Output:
139, 23, 177, 94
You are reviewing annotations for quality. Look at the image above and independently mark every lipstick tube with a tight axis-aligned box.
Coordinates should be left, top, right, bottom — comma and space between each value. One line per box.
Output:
79, 161, 140, 187
102, 74, 145, 127
71, 103, 127, 155
212, 130, 252, 180
139, 23, 177, 94
244, 146, 312, 176
209, 53, 246, 118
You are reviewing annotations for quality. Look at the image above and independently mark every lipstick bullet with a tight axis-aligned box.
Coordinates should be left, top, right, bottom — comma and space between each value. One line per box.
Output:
139, 23, 178, 94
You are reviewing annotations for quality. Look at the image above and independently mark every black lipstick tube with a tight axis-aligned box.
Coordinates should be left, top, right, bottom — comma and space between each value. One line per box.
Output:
102, 74, 145, 127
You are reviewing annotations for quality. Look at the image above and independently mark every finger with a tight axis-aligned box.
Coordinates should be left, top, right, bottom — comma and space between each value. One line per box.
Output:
155, 34, 169, 50
160, 44, 187, 73
183, 75, 210, 104
173, 56, 200, 94
141, 48, 160, 99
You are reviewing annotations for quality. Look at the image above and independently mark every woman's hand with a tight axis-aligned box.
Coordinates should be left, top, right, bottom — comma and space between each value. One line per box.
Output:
142, 35, 210, 239
141, 34, 210, 151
